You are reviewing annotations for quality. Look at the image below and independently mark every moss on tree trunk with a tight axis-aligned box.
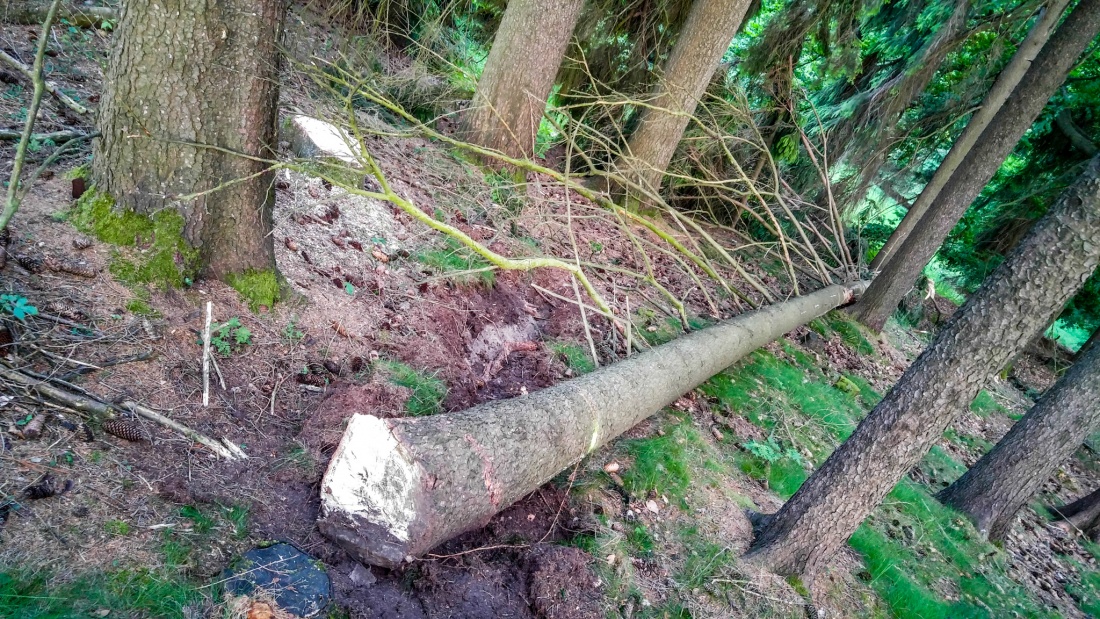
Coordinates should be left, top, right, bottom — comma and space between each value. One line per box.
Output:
92, 0, 286, 282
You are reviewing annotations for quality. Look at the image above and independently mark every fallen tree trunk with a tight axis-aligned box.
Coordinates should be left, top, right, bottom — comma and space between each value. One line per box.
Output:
0, 2, 118, 28
318, 282, 868, 567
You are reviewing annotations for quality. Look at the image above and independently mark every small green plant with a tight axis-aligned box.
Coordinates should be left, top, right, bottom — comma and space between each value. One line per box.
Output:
104, 520, 131, 536
282, 318, 305, 344
206, 317, 251, 357
0, 294, 38, 321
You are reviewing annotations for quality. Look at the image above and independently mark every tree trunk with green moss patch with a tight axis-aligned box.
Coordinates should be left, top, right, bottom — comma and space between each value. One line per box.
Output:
93, 0, 285, 280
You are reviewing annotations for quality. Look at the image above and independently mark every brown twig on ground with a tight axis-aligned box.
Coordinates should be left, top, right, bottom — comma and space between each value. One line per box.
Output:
0, 49, 90, 117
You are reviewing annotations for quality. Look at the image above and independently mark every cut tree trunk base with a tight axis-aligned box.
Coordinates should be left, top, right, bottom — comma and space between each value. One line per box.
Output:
318, 282, 867, 567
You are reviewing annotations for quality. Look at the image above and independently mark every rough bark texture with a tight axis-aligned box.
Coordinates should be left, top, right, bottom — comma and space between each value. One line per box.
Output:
93, 0, 285, 279
461, 0, 584, 160
869, 0, 1071, 271
746, 154, 1100, 580
937, 324, 1100, 541
1052, 487, 1100, 540
848, 0, 1100, 332
319, 283, 868, 567
616, 0, 753, 199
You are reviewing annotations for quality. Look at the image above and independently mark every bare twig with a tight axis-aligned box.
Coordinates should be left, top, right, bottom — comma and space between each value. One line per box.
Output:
121, 401, 245, 461
0, 0, 63, 231
0, 49, 89, 117
202, 301, 212, 407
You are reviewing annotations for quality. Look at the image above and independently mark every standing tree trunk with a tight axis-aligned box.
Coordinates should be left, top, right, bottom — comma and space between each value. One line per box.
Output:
1051, 488, 1100, 541
870, 0, 1071, 271
745, 153, 1100, 580
847, 0, 1100, 332
461, 0, 585, 161
93, 0, 285, 280
615, 0, 754, 203
937, 325, 1100, 540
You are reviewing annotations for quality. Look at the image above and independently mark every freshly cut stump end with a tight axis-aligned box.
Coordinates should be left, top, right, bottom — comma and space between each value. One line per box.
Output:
319, 283, 868, 567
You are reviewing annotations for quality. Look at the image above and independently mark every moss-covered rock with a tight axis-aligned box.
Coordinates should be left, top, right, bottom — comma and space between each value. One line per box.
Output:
69, 188, 199, 288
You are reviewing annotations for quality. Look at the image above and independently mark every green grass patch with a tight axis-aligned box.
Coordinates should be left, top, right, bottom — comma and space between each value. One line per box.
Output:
69, 189, 199, 288
675, 527, 733, 590
619, 423, 697, 503
851, 479, 1058, 619
414, 236, 494, 286
0, 566, 206, 619
548, 341, 596, 375
969, 390, 1006, 418
380, 360, 447, 416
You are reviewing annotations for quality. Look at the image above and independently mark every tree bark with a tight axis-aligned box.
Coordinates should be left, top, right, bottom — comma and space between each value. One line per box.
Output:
937, 327, 1100, 541
615, 0, 753, 202
92, 0, 285, 279
318, 282, 868, 568
1051, 487, 1100, 540
848, 0, 1100, 332
746, 153, 1100, 580
461, 0, 584, 161
870, 0, 1071, 272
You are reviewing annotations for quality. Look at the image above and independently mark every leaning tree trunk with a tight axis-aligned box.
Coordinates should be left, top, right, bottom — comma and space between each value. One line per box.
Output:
745, 153, 1100, 580
847, 0, 1100, 332
1052, 488, 1100, 541
937, 323, 1100, 541
614, 0, 753, 204
319, 282, 867, 568
461, 0, 584, 161
870, 0, 1071, 271
92, 0, 285, 280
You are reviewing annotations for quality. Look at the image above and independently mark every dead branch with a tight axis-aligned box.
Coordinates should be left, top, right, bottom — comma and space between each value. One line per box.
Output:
120, 401, 246, 461
0, 2, 118, 28
0, 49, 90, 117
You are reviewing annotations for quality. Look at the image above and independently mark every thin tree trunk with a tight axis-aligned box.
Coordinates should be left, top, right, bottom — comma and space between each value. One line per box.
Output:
746, 154, 1100, 580
461, 0, 584, 161
870, 0, 1071, 271
615, 0, 753, 203
937, 330, 1100, 541
848, 0, 1100, 332
1051, 487, 1100, 540
319, 283, 867, 567
93, 0, 284, 279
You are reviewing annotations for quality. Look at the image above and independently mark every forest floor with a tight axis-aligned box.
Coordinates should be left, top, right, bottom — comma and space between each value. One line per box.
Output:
2, 5, 1100, 619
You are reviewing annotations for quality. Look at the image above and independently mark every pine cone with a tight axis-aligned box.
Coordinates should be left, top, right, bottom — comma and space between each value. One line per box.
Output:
59, 262, 96, 278
72, 236, 92, 250
14, 253, 43, 273
43, 256, 63, 272
44, 301, 86, 321
102, 419, 147, 442
0, 227, 10, 247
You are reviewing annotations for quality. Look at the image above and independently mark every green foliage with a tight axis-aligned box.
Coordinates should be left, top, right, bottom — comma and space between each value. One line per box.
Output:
675, 527, 733, 591
0, 294, 38, 321
207, 317, 251, 357
227, 269, 280, 311
381, 360, 447, 416
69, 189, 199, 288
